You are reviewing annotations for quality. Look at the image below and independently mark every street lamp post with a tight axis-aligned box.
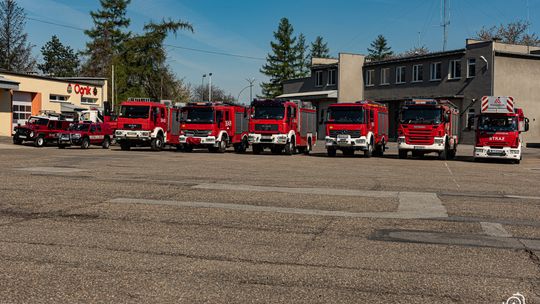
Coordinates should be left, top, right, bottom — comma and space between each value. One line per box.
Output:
208, 73, 213, 102
201, 74, 206, 101
246, 78, 256, 103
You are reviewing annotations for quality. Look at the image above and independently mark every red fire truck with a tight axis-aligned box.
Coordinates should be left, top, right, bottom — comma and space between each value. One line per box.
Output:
12, 114, 73, 147
179, 102, 250, 153
57, 122, 114, 149
474, 96, 529, 164
248, 99, 317, 155
324, 101, 389, 157
114, 98, 181, 151
397, 99, 459, 160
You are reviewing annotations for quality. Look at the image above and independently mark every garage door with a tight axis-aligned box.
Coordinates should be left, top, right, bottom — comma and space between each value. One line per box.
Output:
12, 92, 32, 131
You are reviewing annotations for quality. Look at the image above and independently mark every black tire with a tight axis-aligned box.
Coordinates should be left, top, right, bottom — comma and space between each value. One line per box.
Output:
151, 135, 164, 151
34, 135, 45, 147
217, 138, 227, 153
284, 139, 295, 155
120, 142, 131, 151
374, 141, 385, 157
271, 146, 282, 154
303, 139, 312, 155
252, 144, 262, 155
176, 145, 183, 152
439, 143, 449, 160
102, 137, 110, 149
448, 149, 456, 160
513, 159, 521, 165
234, 138, 248, 153
81, 137, 90, 149
412, 151, 423, 158
398, 150, 408, 159
13, 137, 22, 145
364, 139, 373, 158
327, 148, 337, 157
343, 149, 354, 156
58, 144, 67, 149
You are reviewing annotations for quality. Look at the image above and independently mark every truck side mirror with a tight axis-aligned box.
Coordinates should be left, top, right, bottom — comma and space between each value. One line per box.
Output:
524, 118, 530, 132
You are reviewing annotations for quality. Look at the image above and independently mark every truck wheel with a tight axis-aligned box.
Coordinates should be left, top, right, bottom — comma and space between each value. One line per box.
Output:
284, 140, 295, 155
81, 137, 90, 149
58, 144, 66, 149
252, 144, 262, 154
151, 135, 164, 151
513, 159, 521, 165
363, 141, 373, 158
448, 149, 456, 160
13, 137, 22, 145
271, 146, 282, 154
374, 142, 385, 157
34, 135, 45, 147
102, 137, 110, 149
183, 144, 193, 152
302, 139, 312, 155
120, 142, 131, 151
439, 143, 449, 160
217, 139, 227, 153
327, 148, 336, 157
234, 139, 248, 153
343, 149, 354, 156
398, 150, 408, 159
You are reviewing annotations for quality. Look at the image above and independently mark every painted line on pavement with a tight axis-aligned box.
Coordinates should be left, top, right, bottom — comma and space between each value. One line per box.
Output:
16, 167, 84, 173
480, 222, 512, 238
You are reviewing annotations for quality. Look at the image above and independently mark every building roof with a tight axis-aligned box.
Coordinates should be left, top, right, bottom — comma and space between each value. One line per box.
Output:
0, 76, 20, 90
364, 49, 466, 66
0, 70, 107, 86
277, 90, 338, 99
495, 50, 540, 60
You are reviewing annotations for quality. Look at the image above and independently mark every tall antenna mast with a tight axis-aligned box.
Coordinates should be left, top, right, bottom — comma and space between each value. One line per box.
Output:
441, 0, 450, 51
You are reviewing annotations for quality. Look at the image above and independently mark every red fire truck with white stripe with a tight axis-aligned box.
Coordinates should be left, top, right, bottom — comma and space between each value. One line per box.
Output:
115, 98, 181, 151
324, 101, 389, 157
248, 99, 317, 155
397, 99, 459, 159
474, 96, 529, 164
179, 102, 250, 153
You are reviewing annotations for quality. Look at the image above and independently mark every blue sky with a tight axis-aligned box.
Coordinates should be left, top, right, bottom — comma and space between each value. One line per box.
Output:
18, 0, 539, 100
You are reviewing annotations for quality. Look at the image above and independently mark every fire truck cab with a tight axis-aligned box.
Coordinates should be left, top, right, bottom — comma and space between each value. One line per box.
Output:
179, 102, 250, 153
115, 98, 181, 151
248, 99, 317, 155
324, 101, 389, 157
397, 99, 459, 160
474, 96, 529, 164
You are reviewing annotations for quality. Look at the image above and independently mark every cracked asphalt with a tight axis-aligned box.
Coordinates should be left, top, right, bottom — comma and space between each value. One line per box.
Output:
0, 137, 539, 303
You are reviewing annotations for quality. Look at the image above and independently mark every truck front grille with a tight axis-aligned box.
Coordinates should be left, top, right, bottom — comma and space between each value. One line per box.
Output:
123, 124, 142, 130
329, 130, 361, 138
255, 124, 279, 132
185, 130, 211, 137
407, 129, 434, 145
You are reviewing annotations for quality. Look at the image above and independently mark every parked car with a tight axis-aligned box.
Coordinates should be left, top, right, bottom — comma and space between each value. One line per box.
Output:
58, 122, 113, 149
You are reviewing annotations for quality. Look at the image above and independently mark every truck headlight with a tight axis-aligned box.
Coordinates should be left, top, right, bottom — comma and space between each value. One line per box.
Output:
115, 130, 122, 136
474, 148, 484, 153
29, 131, 34, 137
356, 138, 366, 144
434, 138, 444, 144
72, 133, 81, 139
510, 149, 520, 154
141, 131, 150, 137
397, 136, 405, 144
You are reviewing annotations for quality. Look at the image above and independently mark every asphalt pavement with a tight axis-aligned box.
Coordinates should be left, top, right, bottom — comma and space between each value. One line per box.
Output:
0, 136, 539, 303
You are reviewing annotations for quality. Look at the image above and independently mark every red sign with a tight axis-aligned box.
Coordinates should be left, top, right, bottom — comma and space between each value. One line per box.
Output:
68, 83, 95, 96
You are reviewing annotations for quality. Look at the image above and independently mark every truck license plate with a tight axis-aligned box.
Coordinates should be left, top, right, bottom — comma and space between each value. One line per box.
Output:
414, 146, 425, 150
337, 134, 349, 140
18, 135, 26, 139
488, 149, 505, 156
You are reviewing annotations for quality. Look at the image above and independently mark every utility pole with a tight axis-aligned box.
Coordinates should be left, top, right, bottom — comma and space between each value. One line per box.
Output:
208, 73, 213, 102
111, 65, 115, 110
201, 74, 206, 101
441, 0, 450, 51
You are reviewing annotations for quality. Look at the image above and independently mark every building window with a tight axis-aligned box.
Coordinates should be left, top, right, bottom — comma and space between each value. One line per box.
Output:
365, 70, 375, 86
467, 58, 476, 78
50, 94, 69, 103
81, 97, 98, 104
327, 69, 336, 86
396, 66, 406, 84
380, 68, 390, 85
449, 59, 462, 79
315, 70, 323, 87
412, 64, 423, 82
430, 62, 442, 81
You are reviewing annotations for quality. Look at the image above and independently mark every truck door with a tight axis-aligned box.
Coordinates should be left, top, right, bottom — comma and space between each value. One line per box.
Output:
224, 110, 231, 133
216, 110, 223, 130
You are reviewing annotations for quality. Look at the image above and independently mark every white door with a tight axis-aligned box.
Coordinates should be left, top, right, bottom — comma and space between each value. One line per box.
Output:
12, 92, 32, 131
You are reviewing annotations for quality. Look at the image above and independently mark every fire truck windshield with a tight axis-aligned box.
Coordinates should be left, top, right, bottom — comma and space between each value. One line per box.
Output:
252, 106, 284, 120
400, 107, 442, 124
69, 124, 90, 131
27, 117, 49, 125
478, 116, 517, 132
120, 106, 150, 119
184, 108, 214, 123
327, 107, 365, 124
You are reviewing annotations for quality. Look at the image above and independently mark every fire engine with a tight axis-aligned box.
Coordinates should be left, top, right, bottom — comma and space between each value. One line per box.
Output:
397, 99, 459, 160
179, 102, 250, 153
12, 113, 73, 147
248, 99, 317, 155
474, 96, 529, 164
114, 98, 181, 151
57, 122, 114, 149
325, 101, 389, 157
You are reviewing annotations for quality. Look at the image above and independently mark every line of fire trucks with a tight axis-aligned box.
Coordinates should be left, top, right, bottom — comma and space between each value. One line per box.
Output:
11, 96, 530, 164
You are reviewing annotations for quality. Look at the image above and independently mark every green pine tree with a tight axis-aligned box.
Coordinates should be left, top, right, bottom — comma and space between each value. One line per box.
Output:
0, 0, 36, 72
310, 36, 330, 59
294, 33, 310, 77
367, 34, 393, 61
82, 0, 131, 78
260, 18, 298, 98
38, 35, 80, 77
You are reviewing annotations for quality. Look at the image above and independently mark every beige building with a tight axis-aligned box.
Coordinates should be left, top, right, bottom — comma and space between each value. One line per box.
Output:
0, 71, 108, 136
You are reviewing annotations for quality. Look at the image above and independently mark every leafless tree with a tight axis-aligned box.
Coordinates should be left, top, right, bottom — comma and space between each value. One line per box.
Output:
475, 20, 540, 46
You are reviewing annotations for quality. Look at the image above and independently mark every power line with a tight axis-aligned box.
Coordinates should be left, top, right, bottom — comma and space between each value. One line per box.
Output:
27, 16, 266, 61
